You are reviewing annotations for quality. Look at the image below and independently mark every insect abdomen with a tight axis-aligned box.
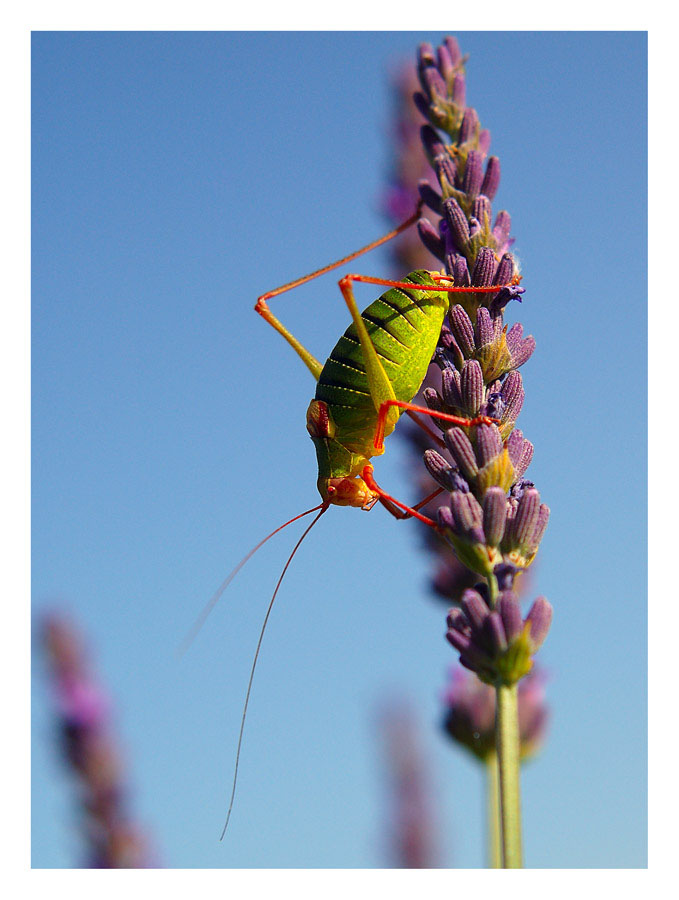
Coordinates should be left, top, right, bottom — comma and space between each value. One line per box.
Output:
314, 270, 447, 447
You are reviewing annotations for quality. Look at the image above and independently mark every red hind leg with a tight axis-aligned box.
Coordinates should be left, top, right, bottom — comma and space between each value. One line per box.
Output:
361, 466, 442, 529
373, 400, 498, 453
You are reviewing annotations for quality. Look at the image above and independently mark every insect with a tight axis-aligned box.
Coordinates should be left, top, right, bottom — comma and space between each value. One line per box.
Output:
255, 200, 509, 527
188, 202, 516, 837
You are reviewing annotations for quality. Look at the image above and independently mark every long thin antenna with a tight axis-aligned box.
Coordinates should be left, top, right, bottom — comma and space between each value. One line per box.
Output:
220, 503, 328, 839
176, 502, 326, 659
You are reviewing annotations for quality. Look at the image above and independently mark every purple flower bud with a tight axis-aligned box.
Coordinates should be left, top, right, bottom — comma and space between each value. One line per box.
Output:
423, 449, 458, 492
417, 42, 436, 69
506, 429, 533, 480
475, 423, 504, 468
483, 611, 507, 654
512, 489, 541, 547
444, 36, 463, 68
527, 505, 550, 553
423, 387, 443, 413
480, 156, 501, 200
478, 129, 491, 157
421, 64, 447, 102
413, 91, 431, 120
461, 588, 490, 632
438, 506, 455, 532
436, 333, 464, 371
474, 306, 497, 347
498, 594, 523, 642
494, 252, 515, 286
448, 253, 470, 286
420, 125, 447, 160
417, 218, 444, 260
418, 179, 443, 215
435, 155, 459, 191
447, 627, 472, 656
500, 371, 525, 423
492, 210, 512, 249
448, 304, 475, 356
482, 487, 507, 546
441, 367, 463, 408
462, 150, 483, 198
437, 43, 455, 86
459, 108, 479, 144
451, 73, 466, 106
445, 427, 479, 480
472, 195, 493, 228
443, 197, 470, 250
460, 360, 484, 414
450, 491, 484, 540
525, 597, 553, 650
447, 606, 469, 633
471, 247, 496, 286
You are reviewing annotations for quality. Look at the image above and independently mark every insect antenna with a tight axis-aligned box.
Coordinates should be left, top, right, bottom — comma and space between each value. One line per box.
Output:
177, 502, 326, 658
220, 502, 328, 839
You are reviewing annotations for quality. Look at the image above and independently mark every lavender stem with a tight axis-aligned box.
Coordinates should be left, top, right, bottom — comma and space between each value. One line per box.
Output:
496, 683, 523, 867
486, 753, 502, 868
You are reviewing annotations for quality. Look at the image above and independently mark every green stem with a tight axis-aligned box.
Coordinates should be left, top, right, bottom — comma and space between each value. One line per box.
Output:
485, 752, 502, 868
495, 683, 523, 867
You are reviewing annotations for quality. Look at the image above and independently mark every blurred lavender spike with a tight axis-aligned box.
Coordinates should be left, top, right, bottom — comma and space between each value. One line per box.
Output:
41, 612, 156, 868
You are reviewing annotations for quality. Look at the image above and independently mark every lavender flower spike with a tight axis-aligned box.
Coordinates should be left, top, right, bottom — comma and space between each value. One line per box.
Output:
443, 665, 549, 762
446, 589, 553, 686
42, 612, 153, 868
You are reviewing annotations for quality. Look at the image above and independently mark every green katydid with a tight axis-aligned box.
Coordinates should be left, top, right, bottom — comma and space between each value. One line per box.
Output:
255, 201, 512, 525
186, 204, 517, 838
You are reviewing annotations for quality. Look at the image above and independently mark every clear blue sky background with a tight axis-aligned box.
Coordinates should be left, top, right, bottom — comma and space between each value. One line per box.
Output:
32, 31, 647, 868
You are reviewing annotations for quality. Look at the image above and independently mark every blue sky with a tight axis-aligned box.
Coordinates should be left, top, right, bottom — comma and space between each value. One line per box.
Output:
32, 31, 647, 868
